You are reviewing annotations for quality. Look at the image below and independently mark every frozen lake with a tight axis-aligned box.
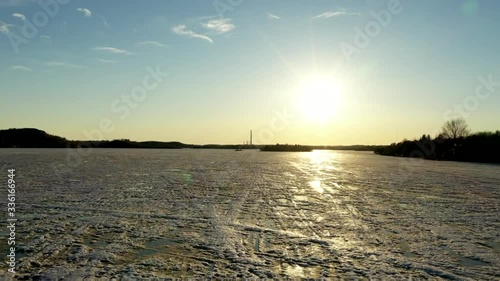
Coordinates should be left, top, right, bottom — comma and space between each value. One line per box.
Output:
1, 149, 499, 279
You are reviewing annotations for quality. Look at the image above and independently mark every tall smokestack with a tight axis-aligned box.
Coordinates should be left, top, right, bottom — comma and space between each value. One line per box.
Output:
250, 130, 253, 145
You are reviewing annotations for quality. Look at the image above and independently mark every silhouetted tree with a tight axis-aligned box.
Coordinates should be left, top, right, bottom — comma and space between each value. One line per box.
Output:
374, 127, 500, 163
0, 128, 68, 148
441, 118, 470, 139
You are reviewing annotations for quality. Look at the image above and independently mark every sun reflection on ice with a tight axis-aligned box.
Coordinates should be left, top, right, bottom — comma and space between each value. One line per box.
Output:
309, 179, 336, 194
305, 150, 337, 164
302, 151, 341, 194
309, 180, 324, 193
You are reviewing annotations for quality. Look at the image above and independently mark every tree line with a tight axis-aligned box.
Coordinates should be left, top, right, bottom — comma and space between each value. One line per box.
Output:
374, 118, 500, 163
0, 129, 185, 149
0, 128, 382, 151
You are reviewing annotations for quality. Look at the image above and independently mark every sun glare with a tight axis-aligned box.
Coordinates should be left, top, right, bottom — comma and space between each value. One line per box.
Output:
297, 76, 342, 123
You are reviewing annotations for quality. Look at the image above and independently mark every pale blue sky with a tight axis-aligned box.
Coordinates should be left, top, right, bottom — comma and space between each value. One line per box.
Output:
1, 0, 499, 145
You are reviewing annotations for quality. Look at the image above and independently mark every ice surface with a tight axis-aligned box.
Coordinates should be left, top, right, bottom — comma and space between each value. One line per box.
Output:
0, 149, 498, 279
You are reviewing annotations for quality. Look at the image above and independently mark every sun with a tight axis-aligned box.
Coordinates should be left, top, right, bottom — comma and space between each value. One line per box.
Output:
297, 76, 342, 123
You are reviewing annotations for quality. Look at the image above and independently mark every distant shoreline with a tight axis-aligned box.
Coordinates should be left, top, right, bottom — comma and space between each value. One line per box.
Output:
4, 128, 499, 164
0, 128, 382, 151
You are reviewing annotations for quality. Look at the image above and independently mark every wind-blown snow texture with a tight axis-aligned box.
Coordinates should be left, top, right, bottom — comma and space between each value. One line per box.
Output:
0, 149, 499, 279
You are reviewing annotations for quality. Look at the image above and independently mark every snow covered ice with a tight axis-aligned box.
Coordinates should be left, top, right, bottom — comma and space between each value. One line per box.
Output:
0, 149, 499, 279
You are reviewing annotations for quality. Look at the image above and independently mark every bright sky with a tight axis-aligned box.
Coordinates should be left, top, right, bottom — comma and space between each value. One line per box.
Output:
1, 0, 499, 145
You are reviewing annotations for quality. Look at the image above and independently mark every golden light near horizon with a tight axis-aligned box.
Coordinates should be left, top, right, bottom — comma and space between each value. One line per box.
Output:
296, 76, 342, 123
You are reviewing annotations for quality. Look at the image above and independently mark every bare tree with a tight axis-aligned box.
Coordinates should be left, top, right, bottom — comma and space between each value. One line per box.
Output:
441, 118, 470, 139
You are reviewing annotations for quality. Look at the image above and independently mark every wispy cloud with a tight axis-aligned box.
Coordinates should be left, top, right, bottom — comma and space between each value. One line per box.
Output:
93, 46, 132, 55
45, 61, 86, 69
96, 58, 116, 63
0, 25, 9, 33
10, 65, 32, 72
77, 8, 92, 18
0, 21, 13, 33
311, 11, 360, 20
268, 13, 280, 20
172, 25, 213, 43
137, 41, 167, 48
100, 15, 110, 28
201, 18, 235, 34
12, 13, 25, 21
40, 35, 51, 40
